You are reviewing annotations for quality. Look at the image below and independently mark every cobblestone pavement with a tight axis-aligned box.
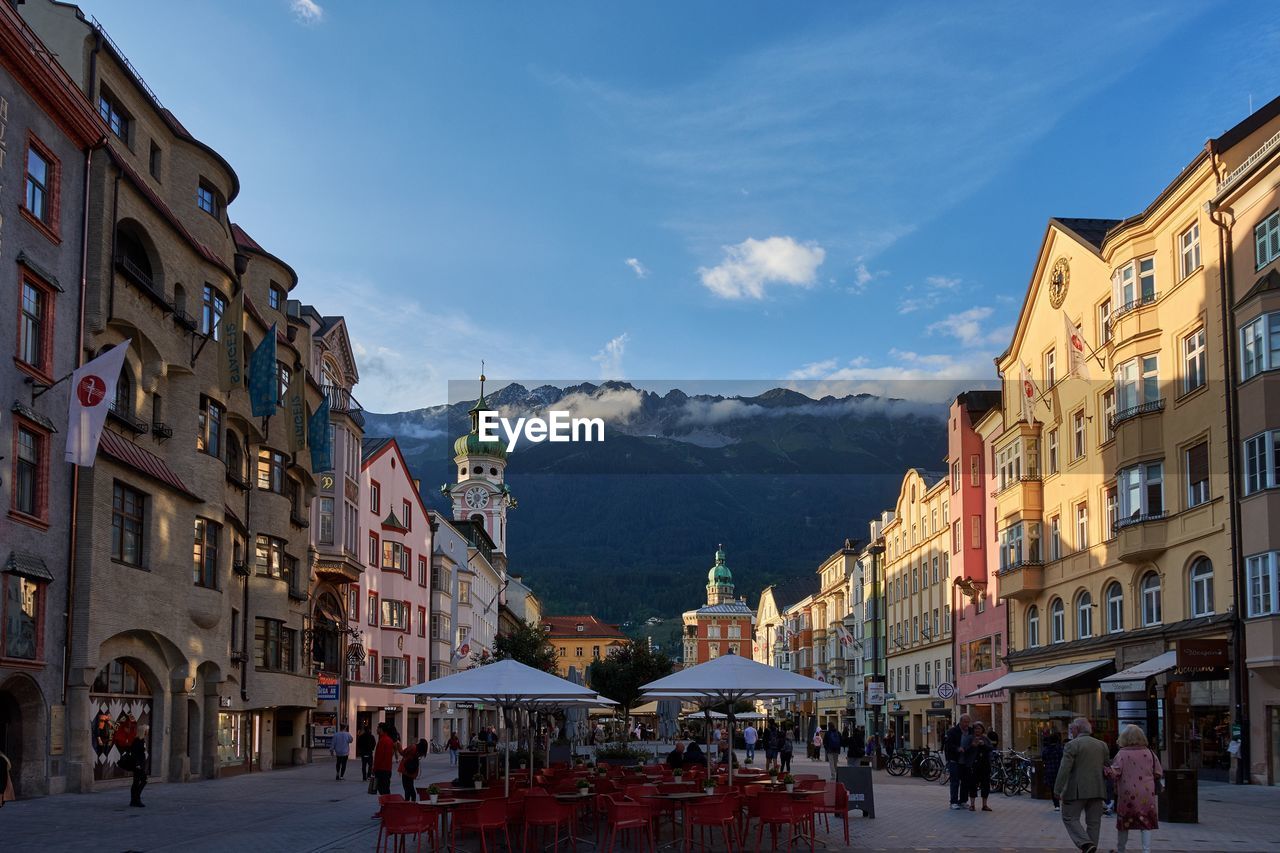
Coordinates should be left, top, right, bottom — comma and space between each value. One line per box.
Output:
1, 750, 1276, 852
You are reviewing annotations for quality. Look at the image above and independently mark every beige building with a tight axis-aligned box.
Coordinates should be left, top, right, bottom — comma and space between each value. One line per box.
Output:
882, 470, 953, 750
811, 543, 858, 729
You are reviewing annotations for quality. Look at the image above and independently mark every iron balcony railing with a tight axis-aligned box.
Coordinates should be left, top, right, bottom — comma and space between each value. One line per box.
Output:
323, 384, 365, 427
1113, 511, 1167, 532
998, 557, 1044, 575
1110, 291, 1159, 323
1110, 398, 1165, 430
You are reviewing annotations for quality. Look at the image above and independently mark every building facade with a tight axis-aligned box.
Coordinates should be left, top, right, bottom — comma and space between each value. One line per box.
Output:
810, 543, 858, 730
682, 547, 755, 667
858, 513, 891, 736
0, 0, 101, 799
882, 470, 953, 751
545, 615, 628, 681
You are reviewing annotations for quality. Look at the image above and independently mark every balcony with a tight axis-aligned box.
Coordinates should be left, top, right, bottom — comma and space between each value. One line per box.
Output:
290, 508, 310, 529
169, 301, 198, 332
114, 254, 171, 312
107, 403, 149, 435
150, 421, 173, 441
324, 384, 365, 428
1115, 513, 1168, 563
1113, 400, 1164, 468
997, 560, 1044, 601
1245, 614, 1280, 671
995, 476, 1043, 522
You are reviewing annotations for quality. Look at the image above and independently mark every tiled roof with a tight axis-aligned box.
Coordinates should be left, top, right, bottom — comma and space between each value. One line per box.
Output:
695, 602, 754, 616
362, 436, 394, 463
1237, 268, 1280, 308
5, 551, 53, 582
1052, 218, 1123, 251
99, 430, 200, 500
543, 615, 628, 640
765, 576, 820, 612
917, 469, 948, 490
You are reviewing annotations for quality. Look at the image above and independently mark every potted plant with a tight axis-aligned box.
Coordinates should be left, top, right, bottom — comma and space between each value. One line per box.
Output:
768, 766, 779, 780
596, 765, 608, 776
576, 778, 591, 794
426, 784, 441, 805
701, 778, 715, 793
744, 756, 754, 766
473, 773, 484, 790
783, 774, 795, 793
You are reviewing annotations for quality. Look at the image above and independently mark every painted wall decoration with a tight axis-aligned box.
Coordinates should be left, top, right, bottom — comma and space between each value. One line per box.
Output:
89, 659, 153, 781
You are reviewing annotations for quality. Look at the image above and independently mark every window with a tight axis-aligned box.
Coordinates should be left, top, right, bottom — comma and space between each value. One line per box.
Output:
932, 556, 939, 585
368, 593, 377, 627
1046, 429, 1059, 475
368, 533, 379, 566
1118, 461, 1164, 523
366, 651, 378, 683
254, 618, 295, 672
1098, 299, 1112, 344
24, 142, 54, 225
431, 613, 451, 640
12, 422, 48, 521
1050, 598, 1065, 644
149, 141, 162, 180
1113, 256, 1157, 312
318, 497, 334, 544
197, 397, 224, 459
418, 606, 427, 637
196, 180, 219, 216
1241, 312, 1280, 381
1106, 582, 1124, 633
1180, 222, 1201, 278
1101, 389, 1116, 443
370, 481, 381, 514
1044, 349, 1056, 389
1027, 606, 1040, 647
98, 87, 130, 140
200, 286, 226, 342
1183, 327, 1206, 394
1183, 441, 1209, 508
1190, 558, 1214, 617
1076, 592, 1093, 639
999, 521, 1041, 570
1257, 209, 1280, 269
255, 535, 285, 578
381, 599, 408, 630
1048, 516, 1061, 561
1247, 552, 1278, 617
1140, 573, 1162, 626
2, 573, 44, 660
1115, 355, 1160, 418
416, 657, 426, 685
111, 362, 133, 418
912, 568, 918, 593
268, 283, 285, 311
402, 499, 412, 530
111, 482, 145, 566
1075, 503, 1088, 551
432, 566, 449, 592
17, 277, 55, 376
996, 437, 1039, 489
257, 448, 287, 493
1244, 430, 1280, 495
382, 540, 404, 572
193, 519, 220, 589
458, 581, 471, 605
347, 587, 359, 622
1106, 485, 1119, 537
1066, 412, 1084, 463
417, 557, 428, 587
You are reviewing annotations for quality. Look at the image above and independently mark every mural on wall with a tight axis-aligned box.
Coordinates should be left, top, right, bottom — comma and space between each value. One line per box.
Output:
89, 659, 153, 781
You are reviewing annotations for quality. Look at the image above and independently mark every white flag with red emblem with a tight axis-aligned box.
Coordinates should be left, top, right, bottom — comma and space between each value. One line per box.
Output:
65, 340, 132, 466
1018, 360, 1040, 425
1063, 311, 1093, 381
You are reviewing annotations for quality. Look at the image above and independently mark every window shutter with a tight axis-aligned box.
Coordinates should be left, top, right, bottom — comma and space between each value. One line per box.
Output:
1188, 441, 1209, 485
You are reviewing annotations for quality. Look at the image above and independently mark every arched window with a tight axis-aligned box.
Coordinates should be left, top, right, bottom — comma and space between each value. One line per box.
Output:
1106, 582, 1124, 633
226, 432, 244, 482
1050, 598, 1065, 644
1027, 605, 1040, 647
90, 658, 152, 782
1076, 591, 1093, 639
1189, 558, 1214, 617
112, 362, 134, 417
1141, 573, 1162, 626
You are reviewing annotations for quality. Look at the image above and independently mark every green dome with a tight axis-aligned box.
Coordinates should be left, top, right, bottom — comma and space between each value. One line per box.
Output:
708, 545, 733, 585
454, 431, 507, 460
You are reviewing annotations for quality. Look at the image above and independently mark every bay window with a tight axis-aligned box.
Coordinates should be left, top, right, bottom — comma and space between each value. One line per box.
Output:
381, 599, 408, 630
1247, 552, 1278, 617
999, 520, 1041, 570
1243, 430, 1280, 495
1114, 354, 1160, 420
1117, 461, 1164, 524
1240, 311, 1280, 381
996, 437, 1039, 490
1112, 256, 1156, 315
254, 618, 296, 671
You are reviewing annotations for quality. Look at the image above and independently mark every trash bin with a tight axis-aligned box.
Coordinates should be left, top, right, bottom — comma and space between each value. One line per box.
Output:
1158, 768, 1198, 823
1031, 758, 1053, 800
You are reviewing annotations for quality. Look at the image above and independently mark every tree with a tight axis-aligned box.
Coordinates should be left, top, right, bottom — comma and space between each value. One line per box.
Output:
588, 642, 674, 740
477, 620, 558, 672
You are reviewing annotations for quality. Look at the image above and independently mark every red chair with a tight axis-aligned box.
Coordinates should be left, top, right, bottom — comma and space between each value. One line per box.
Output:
791, 774, 819, 782
810, 783, 850, 845
625, 784, 674, 839
685, 794, 740, 852
452, 797, 510, 853
753, 792, 812, 853
796, 780, 826, 792
378, 801, 435, 853
602, 794, 656, 853
373, 794, 407, 851
523, 789, 578, 852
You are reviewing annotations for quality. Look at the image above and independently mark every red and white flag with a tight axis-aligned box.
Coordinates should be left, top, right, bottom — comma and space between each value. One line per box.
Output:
1063, 311, 1093, 381
836, 626, 854, 648
65, 340, 132, 466
1018, 361, 1040, 425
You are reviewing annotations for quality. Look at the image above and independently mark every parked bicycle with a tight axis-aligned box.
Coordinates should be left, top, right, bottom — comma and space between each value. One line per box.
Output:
886, 747, 944, 781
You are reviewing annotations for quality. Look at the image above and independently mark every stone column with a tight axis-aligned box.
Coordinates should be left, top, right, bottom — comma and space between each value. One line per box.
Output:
168, 676, 195, 782
64, 667, 95, 793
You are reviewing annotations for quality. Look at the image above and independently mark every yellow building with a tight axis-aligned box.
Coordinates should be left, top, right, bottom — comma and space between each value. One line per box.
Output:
811, 543, 858, 729
543, 615, 628, 681
882, 470, 953, 750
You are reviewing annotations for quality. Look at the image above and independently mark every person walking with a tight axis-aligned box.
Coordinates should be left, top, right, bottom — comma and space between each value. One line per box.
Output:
126, 726, 149, 808
810, 727, 823, 762
0, 749, 15, 806
944, 714, 971, 810
1054, 717, 1111, 853
822, 722, 843, 780
1041, 724, 1064, 811
446, 730, 460, 766
1105, 725, 1162, 853
331, 723, 353, 780
398, 739, 424, 801
763, 721, 780, 770
779, 728, 794, 773
372, 723, 398, 796
357, 725, 376, 781
848, 725, 865, 761
962, 721, 994, 812
743, 722, 758, 763
885, 726, 897, 758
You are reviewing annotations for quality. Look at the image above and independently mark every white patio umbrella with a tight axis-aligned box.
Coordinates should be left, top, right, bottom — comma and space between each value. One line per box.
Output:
401, 659, 597, 794
525, 694, 618, 770
641, 654, 836, 784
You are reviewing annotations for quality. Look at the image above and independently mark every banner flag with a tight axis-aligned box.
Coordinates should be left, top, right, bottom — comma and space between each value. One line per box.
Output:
1063, 311, 1093, 381
1019, 361, 1040, 424
218, 288, 245, 391
284, 366, 307, 453
308, 394, 332, 472
65, 340, 132, 466
248, 324, 278, 417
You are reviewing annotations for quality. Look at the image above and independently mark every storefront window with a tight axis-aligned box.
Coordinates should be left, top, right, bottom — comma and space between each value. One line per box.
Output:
1012, 689, 1114, 752
1167, 678, 1230, 781
218, 711, 248, 768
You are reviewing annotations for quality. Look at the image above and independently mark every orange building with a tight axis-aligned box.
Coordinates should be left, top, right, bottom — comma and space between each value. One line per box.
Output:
682, 547, 756, 667
544, 615, 628, 681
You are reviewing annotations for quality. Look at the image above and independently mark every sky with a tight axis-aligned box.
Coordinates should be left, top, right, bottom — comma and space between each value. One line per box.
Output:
78, 0, 1280, 412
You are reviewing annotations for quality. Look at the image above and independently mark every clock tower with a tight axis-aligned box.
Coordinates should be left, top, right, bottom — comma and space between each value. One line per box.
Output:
441, 373, 516, 554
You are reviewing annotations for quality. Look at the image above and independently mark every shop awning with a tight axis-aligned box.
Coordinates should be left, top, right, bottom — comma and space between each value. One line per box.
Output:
967, 658, 1114, 699
1100, 651, 1176, 693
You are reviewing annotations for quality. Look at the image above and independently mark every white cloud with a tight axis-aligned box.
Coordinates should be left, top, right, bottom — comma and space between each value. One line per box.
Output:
787, 358, 839, 380
698, 236, 826, 300
591, 333, 630, 378
554, 387, 645, 423
784, 350, 1000, 402
624, 258, 649, 279
897, 273, 964, 313
289, 0, 324, 24
846, 261, 886, 295
926, 275, 961, 290
927, 307, 991, 346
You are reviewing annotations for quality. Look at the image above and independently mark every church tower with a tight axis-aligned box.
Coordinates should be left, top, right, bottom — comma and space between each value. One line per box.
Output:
441, 373, 516, 554
706, 545, 735, 606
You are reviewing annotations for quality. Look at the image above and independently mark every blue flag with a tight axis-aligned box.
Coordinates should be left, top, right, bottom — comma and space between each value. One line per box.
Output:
248, 324, 278, 418
309, 394, 332, 472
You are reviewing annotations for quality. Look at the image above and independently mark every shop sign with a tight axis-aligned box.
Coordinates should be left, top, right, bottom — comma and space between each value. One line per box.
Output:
1176, 638, 1228, 671
865, 683, 885, 706
930, 700, 945, 709
317, 672, 339, 702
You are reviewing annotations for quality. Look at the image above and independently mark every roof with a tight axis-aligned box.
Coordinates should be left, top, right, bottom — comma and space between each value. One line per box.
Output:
916, 469, 948, 491
1212, 93, 1280, 155
231, 223, 299, 289
1049, 218, 1122, 252
542, 615, 628, 640
764, 576, 820, 612
1237, 268, 1280, 309
99, 430, 200, 499
694, 602, 754, 616
362, 436, 394, 463
5, 551, 54, 582
957, 390, 1001, 419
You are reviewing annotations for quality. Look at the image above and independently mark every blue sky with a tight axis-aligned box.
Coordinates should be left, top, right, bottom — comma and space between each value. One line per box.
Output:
83, 0, 1280, 411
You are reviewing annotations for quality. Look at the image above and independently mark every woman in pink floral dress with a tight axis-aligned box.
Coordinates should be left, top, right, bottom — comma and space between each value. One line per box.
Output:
1104, 725, 1163, 853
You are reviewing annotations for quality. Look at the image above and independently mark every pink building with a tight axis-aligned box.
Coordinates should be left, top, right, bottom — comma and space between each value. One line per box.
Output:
346, 437, 434, 744
948, 391, 1011, 743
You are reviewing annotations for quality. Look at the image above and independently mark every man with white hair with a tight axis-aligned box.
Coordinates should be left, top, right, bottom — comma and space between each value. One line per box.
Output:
1053, 717, 1111, 853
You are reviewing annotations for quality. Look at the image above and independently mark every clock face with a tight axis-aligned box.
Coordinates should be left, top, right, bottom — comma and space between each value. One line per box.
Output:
1049, 257, 1070, 308
464, 486, 490, 509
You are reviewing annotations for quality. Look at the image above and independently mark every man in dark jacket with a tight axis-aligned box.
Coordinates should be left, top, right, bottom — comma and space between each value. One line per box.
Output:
762, 722, 780, 770
822, 723, 843, 780
666, 741, 686, 769
127, 727, 149, 808
944, 714, 972, 810
356, 725, 376, 781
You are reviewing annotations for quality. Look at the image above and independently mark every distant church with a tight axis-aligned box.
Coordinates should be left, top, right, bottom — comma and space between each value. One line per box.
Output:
681, 546, 756, 667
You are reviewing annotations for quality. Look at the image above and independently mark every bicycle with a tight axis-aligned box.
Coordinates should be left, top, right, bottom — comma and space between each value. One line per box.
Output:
429, 739, 445, 754
1001, 750, 1035, 797
886, 748, 942, 781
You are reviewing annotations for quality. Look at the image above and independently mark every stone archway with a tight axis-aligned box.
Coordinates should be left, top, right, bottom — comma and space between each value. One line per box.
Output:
0, 673, 48, 798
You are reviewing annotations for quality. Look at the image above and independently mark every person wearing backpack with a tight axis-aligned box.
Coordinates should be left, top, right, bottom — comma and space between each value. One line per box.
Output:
398, 739, 424, 801
120, 726, 149, 808
822, 722, 843, 780
779, 726, 794, 773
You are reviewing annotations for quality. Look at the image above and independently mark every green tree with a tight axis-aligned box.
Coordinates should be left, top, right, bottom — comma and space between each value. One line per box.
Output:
477, 620, 558, 672
588, 642, 674, 738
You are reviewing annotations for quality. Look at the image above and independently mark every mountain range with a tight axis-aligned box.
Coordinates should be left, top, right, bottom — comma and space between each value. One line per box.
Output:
362, 382, 950, 626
